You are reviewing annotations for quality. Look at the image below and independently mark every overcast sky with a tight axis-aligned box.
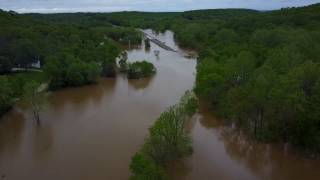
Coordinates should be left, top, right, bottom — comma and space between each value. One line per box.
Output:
0, 0, 319, 13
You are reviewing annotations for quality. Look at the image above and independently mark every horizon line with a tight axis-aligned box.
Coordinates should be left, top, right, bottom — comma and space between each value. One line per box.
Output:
1, 3, 318, 14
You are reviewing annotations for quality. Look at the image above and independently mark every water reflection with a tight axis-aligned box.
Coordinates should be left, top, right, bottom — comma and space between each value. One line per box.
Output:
48, 78, 116, 112
168, 159, 192, 180
0, 109, 25, 158
32, 123, 53, 158
220, 126, 320, 180
128, 76, 155, 90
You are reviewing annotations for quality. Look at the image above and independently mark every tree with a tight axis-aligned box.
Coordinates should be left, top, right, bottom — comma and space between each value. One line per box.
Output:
214, 28, 238, 45
0, 76, 14, 115
14, 39, 38, 69
44, 53, 102, 89
0, 56, 13, 74
85, 62, 102, 83
130, 153, 168, 180
43, 54, 65, 89
23, 80, 47, 125
247, 65, 276, 139
144, 38, 151, 50
127, 61, 156, 79
66, 61, 85, 86
226, 51, 256, 85
118, 51, 128, 72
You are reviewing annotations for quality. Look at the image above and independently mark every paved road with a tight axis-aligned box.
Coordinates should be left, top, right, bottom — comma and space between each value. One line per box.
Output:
11, 68, 43, 72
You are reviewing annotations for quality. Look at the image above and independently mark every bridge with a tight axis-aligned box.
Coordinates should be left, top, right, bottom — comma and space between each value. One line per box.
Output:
141, 31, 177, 52
109, 24, 178, 52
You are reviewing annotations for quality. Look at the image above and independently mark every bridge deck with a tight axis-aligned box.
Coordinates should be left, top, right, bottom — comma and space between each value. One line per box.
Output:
141, 32, 177, 52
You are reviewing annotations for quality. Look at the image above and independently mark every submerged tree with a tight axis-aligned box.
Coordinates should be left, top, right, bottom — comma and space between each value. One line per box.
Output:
23, 80, 47, 125
144, 38, 151, 50
118, 51, 128, 72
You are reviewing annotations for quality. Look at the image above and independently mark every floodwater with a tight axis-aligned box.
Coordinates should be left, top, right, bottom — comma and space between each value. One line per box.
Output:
1, 30, 320, 180
169, 101, 320, 180
0, 30, 196, 180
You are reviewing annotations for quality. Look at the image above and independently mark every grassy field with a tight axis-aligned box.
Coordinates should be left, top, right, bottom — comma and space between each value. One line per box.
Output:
8, 71, 45, 83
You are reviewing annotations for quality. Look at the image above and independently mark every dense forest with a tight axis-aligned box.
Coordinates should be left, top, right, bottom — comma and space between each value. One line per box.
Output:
0, 9, 142, 114
100, 4, 320, 154
181, 4, 320, 154
1, 1, 320, 159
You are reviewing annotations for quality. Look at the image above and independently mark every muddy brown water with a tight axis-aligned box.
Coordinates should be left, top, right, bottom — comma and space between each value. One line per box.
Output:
1, 30, 320, 180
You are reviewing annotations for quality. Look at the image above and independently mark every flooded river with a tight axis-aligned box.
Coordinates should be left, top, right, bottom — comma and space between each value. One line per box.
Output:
1, 30, 320, 180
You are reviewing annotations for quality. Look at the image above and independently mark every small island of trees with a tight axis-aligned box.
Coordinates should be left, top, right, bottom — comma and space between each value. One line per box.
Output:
130, 91, 198, 179
127, 61, 156, 79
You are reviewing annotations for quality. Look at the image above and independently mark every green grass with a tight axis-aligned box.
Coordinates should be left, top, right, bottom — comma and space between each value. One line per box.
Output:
9, 71, 45, 83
